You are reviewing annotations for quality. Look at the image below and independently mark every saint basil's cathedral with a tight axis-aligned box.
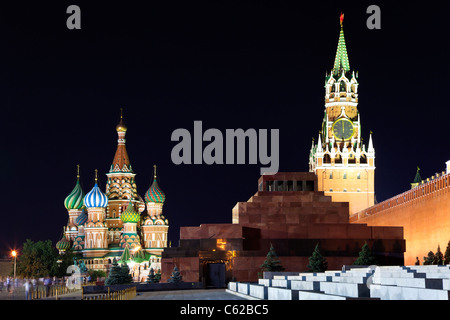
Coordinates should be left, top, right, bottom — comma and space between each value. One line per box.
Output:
56, 111, 169, 279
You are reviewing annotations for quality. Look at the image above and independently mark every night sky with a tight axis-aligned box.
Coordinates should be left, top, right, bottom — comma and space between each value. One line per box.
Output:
1, 1, 449, 256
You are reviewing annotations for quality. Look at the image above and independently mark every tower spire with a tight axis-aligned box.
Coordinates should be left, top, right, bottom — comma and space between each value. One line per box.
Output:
368, 131, 374, 153
411, 166, 422, 189
110, 108, 133, 173
333, 12, 350, 75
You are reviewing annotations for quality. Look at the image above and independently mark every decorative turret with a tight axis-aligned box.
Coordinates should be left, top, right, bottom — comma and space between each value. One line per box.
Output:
110, 108, 133, 174
64, 165, 85, 241
83, 169, 109, 251
64, 165, 85, 210
411, 166, 422, 189
120, 200, 141, 224
119, 200, 141, 249
144, 165, 167, 220
84, 169, 108, 209
75, 209, 88, 225
56, 231, 71, 254
145, 165, 166, 204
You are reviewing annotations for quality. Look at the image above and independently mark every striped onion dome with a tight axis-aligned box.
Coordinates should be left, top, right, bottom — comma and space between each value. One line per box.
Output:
145, 165, 166, 203
120, 201, 140, 223
84, 171, 108, 208
75, 209, 88, 225
56, 235, 71, 252
64, 168, 85, 210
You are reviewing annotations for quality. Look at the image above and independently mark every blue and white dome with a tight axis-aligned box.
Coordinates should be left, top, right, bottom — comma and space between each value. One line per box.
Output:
75, 209, 88, 225
83, 183, 108, 208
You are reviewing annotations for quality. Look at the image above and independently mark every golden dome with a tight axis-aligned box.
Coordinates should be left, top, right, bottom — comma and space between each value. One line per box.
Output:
116, 108, 128, 132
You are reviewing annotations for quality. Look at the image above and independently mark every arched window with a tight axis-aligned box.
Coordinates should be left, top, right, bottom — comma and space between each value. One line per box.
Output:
360, 155, 367, 164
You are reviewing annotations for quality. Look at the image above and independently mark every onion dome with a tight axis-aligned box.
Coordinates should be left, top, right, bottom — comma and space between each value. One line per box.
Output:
120, 200, 141, 223
75, 209, 88, 225
64, 165, 85, 210
145, 165, 166, 203
83, 169, 108, 208
116, 108, 127, 132
56, 234, 71, 252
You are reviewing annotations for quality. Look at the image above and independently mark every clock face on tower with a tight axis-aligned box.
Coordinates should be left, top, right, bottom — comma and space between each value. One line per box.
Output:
332, 118, 354, 141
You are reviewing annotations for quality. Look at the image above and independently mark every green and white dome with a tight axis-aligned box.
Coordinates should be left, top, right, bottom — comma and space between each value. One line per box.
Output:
64, 179, 85, 210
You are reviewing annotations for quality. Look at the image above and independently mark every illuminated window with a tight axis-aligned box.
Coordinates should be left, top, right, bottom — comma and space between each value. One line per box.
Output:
216, 239, 227, 250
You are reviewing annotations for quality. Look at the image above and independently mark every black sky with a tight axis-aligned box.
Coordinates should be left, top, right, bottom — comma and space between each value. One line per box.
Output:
1, 1, 449, 256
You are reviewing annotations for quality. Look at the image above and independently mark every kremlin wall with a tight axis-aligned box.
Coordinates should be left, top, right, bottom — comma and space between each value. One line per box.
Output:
350, 162, 450, 266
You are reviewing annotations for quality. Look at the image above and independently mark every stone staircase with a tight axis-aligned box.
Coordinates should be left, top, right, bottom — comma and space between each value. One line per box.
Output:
227, 265, 450, 300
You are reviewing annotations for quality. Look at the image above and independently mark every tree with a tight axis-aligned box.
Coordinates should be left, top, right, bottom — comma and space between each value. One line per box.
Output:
16, 239, 60, 278
154, 269, 162, 282
168, 265, 183, 283
146, 267, 159, 283
260, 243, 285, 272
105, 258, 132, 285
120, 262, 133, 284
353, 242, 377, 266
434, 245, 444, 265
444, 241, 450, 264
307, 243, 328, 272
105, 258, 122, 285
423, 251, 435, 265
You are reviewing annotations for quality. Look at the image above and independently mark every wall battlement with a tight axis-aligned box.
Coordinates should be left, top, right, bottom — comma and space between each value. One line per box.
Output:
350, 172, 450, 223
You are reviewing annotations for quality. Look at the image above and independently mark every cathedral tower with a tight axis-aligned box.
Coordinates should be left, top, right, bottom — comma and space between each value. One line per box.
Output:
63, 165, 85, 241
105, 109, 146, 246
119, 200, 141, 249
142, 165, 169, 254
83, 169, 109, 257
309, 14, 375, 215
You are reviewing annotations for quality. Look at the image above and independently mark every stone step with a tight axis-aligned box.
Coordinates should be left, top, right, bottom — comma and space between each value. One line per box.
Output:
320, 281, 370, 298
291, 280, 320, 291
372, 276, 444, 289
297, 291, 348, 300
249, 284, 268, 299
370, 284, 450, 300
267, 287, 299, 300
